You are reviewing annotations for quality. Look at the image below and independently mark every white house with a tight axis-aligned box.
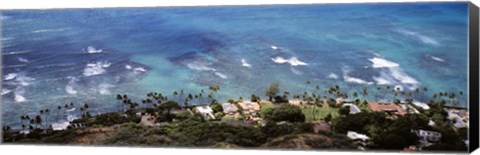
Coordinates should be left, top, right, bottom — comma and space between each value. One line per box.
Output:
347, 131, 370, 141
411, 129, 442, 142
342, 104, 361, 114
412, 101, 430, 110
52, 122, 71, 131
195, 105, 215, 120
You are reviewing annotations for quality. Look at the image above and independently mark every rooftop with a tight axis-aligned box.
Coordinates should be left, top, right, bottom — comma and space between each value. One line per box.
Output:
368, 102, 406, 116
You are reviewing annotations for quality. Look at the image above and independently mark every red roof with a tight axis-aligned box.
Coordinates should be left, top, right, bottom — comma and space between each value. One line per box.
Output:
368, 102, 406, 116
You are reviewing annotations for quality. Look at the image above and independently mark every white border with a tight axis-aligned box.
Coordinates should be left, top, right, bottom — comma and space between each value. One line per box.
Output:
1, 0, 479, 155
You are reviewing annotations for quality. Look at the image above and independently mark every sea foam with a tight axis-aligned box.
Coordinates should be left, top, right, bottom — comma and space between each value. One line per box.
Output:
327, 73, 339, 79
2, 89, 11, 95
65, 77, 79, 95
241, 59, 252, 68
186, 62, 216, 71
214, 72, 228, 79
86, 46, 103, 54
430, 55, 445, 62
342, 67, 373, 85
83, 61, 111, 76
396, 28, 440, 46
271, 56, 308, 66
369, 57, 399, 68
4, 73, 18, 80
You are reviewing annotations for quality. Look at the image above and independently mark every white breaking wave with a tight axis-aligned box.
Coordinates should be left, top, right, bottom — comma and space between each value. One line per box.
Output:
98, 83, 114, 95
369, 57, 399, 68
125, 65, 132, 69
2, 89, 11, 95
186, 62, 216, 71
271, 45, 278, 50
15, 74, 35, 86
66, 108, 76, 112
14, 87, 27, 102
389, 67, 419, 84
290, 67, 302, 75
32, 28, 67, 33
327, 73, 339, 79
65, 77, 79, 95
271, 56, 308, 66
430, 55, 445, 62
83, 61, 111, 76
133, 67, 147, 72
214, 72, 228, 79
241, 59, 252, 68
396, 28, 440, 46
4, 73, 18, 80
18, 57, 29, 63
342, 67, 373, 85
86, 46, 103, 54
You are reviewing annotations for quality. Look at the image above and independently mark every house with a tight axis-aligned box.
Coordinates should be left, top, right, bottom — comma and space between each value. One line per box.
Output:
140, 114, 157, 126
412, 129, 442, 148
347, 131, 370, 141
368, 102, 406, 116
445, 108, 469, 128
399, 104, 420, 114
222, 103, 239, 117
195, 105, 215, 120
342, 103, 361, 114
52, 122, 71, 131
411, 129, 441, 148
412, 101, 430, 110
347, 131, 370, 150
238, 101, 261, 120
288, 99, 303, 106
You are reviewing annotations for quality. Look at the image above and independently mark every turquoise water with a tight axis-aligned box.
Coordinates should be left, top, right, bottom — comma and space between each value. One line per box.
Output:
1, 2, 469, 128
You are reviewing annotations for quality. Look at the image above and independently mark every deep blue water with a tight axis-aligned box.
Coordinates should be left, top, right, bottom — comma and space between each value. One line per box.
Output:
1, 2, 469, 128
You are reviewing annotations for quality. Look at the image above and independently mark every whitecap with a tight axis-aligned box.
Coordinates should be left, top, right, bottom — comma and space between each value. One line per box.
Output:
271, 56, 308, 66
98, 83, 114, 95
32, 28, 67, 33
83, 62, 111, 76
389, 67, 419, 85
14, 74, 35, 86
241, 59, 252, 68
327, 73, 339, 79
2, 89, 11, 95
395, 28, 440, 46
14, 87, 27, 102
15, 94, 27, 102
271, 45, 278, 50
4, 73, 18, 80
133, 67, 147, 72
86, 46, 103, 54
65, 77, 79, 95
430, 55, 445, 62
342, 67, 373, 85
290, 67, 302, 75
18, 57, 29, 63
125, 65, 132, 70
369, 57, 399, 68
186, 62, 216, 71
214, 72, 228, 79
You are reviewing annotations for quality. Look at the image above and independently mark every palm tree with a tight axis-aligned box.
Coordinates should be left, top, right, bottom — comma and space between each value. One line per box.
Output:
20, 115, 26, 129
44, 108, 50, 129
35, 115, 42, 129
173, 91, 178, 103
362, 87, 368, 100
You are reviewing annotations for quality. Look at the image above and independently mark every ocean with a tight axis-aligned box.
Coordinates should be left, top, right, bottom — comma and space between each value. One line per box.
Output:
1, 2, 469, 129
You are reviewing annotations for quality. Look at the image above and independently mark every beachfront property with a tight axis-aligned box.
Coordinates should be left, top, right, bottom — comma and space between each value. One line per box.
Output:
52, 122, 71, 131
412, 101, 430, 110
341, 103, 361, 114
445, 108, 469, 129
347, 131, 370, 150
238, 101, 261, 120
411, 129, 442, 148
140, 114, 157, 126
368, 102, 406, 116
222, 103, 240, 117
195, 105, 215, 120
399, 104, 420, 114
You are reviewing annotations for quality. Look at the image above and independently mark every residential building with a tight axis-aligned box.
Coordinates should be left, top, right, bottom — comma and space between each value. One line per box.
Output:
222, 102, 239, 117
411, 129, 442, 148
238, 101, 261, 120
368, 102, 406, 116
52, 122, 70, 131
195, 105, 215, 120
342, 103, 361, 114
